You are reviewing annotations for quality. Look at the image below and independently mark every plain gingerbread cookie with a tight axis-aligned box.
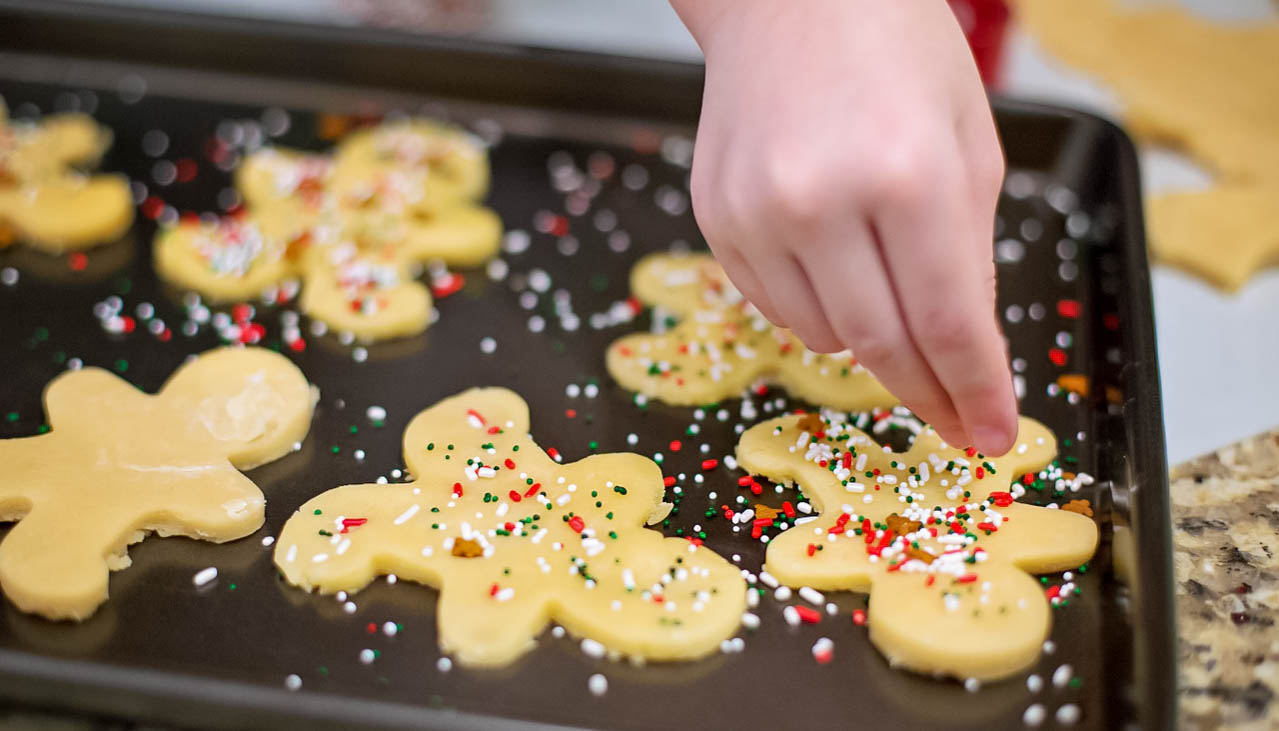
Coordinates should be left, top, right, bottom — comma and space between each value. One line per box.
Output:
0, 347, 316, 620
275, 387, 747, 667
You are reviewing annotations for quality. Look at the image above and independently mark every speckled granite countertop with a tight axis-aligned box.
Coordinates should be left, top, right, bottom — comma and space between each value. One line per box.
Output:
1173, 428, 1279, 730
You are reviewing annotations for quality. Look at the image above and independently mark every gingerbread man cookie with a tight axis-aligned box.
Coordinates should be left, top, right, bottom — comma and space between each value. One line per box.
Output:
1148, 186, 1279, 292
737, 410, 1097, 680
607, 252, 896, 409
154, 118, 500, 340
0, 347, 316, 620
0, 102, 133, 252
275, 388, 747, 667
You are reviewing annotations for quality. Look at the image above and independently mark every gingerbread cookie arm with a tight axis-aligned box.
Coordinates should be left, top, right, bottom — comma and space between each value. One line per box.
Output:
1148, 186, 1279, 291
152, 218, 296, 304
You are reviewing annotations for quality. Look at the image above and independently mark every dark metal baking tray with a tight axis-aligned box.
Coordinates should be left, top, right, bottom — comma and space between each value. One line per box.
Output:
0, 2, 1174, 729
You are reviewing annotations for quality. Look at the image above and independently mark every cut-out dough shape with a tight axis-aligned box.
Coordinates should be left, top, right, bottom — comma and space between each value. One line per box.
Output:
275, 388, 747, 667
0, 102, 133, 252
607, 252, 896, 409
1147, 186, 1279, 292
153, 119, 500, 340
1014, 0, 1279, 185
736, 410, 1097, 680
0, 347, 316, 620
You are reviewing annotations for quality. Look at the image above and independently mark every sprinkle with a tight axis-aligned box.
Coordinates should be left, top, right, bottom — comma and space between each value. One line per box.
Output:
794, 605, 821, 624
479, 336, 497, 354
359, 648, 376, 664
783, 606, 801, 627
367, 405, 387, 421
261, 536, 275, 547
437, 657, 452, 672
799, 587, 825, 605
284, 674, 302, 691
1055, 704, 1081, 725
588, 673, 608, 697
192, 567, 218, 587
1027, 674, 1043, 692
383, 621, 398, 636
581, 638, 606, 659
1052, 663, 1073, 688
393, 504, 420, 525
1022, 703, 1046, 727
811, 637, 834, 664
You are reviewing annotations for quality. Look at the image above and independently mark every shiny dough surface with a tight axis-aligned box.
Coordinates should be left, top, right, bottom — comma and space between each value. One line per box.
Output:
736, 410, 1098, 680
607, 252, 896, 409
0, 347, 316, 620
275, 387, 747, 667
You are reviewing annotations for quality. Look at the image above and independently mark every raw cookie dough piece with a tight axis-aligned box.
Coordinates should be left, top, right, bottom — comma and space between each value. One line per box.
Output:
299, 242, 432, 341
275, 388, 747, 667
607, 252, 896, 409
1147, 186, 1279, 292
736, 410, 1097, 680
330, 119, 490, 213
153, 215, 298, 303
0, 103, 133, 252
0, 347, 316, 620
1013, 0, 1279, 184
154, 119, 500, 341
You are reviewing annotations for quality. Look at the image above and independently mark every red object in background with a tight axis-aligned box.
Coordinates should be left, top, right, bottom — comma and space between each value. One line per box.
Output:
949, 0, 1011, 87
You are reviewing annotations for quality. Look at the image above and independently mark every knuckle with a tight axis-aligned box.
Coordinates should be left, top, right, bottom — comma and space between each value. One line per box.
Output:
864, 143, 935, 209
843, 331, 901, 369
759, 149, 842, 225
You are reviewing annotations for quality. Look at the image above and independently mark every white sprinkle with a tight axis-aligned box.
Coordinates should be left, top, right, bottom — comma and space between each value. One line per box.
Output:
964, 677, 981, 693
1056, 704, 1081, 725
359, 648, 376, 664
393, 504, 420, 525
759, 571, 780, 588
312, 553, 329, 564
1022, 703, 1046, 727
799, 587, 824, 605
1027, 674, 1043, 693
284, 674, 302, 691
383, 621, 398, 636
367, 405, 386, 421
285, 544, 297, 563
261, 536, 275, 547
343, 601, 357, 614
774, 586, 792, 601
495, 587, 515, 602
741, 612, 760, 629
352, 347, 368, 363
0, 267, 19, 286
1052, 663, 1073, 688
437, 657, 452, 672
581, 638, 606, 659
588, 673, 608, 697
783, 606, 801, 627
1043, 640, 1056, 654
479, 336, 497, 354
811, 637, 834, 662
192, 567, 218, 587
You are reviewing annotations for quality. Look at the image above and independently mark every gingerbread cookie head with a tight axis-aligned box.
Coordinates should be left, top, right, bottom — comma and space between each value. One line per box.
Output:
298, 241, 432, 341
0, 104, 133, 253
275, 387, 747, 667
331, 119, 490, 213
235, 147, 333, 212
607, 252, 896, 410
0, 347, 316, 620
736, 410, 1097, 681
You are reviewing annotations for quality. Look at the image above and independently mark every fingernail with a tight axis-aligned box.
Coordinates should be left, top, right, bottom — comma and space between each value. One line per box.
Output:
971, 424, 1015, 455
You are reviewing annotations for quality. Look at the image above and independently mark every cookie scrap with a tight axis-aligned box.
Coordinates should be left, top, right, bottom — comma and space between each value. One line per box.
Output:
0, 347, 316, 620
275, 387, 747, 667
0, 102, 133, 252
153, 119, 501, 340
736, 410, 1097, 680
1147, 186, 1279, 291
607, 252, 896, 409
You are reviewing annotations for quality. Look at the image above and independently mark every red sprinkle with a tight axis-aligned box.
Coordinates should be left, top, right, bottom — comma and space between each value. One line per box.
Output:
956, 574, 979, 584
782, 501, 796, 518
1057, 299, 1081, 319
452, 483, 463, 497
565, 409, 577, 419
68, 252, 88, 271
1049, 348, 1068, 367
466, 409, 487, 426
524, 482, 540, 498
504, 458, 516, 470
489, 583, 499, 597
141, 196, 165, 219
508, 490, 522, 503
663, 476, 676, 488
806, 544, 818, 557
794, 606, 821, 624
431, 272, 465, 298
852, 609, 867, 626
568, 516, 585, 533
340, 517, 367, 533
669, 440, 682, 452
175, 157, 198, 183
701, 459, 718, 471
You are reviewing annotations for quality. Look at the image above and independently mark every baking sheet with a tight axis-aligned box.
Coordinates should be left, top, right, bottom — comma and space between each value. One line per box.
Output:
0, 7, 1174, 729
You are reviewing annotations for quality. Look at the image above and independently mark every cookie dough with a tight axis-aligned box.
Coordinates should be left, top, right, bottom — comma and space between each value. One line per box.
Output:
607, 252, 897, 409
275, 387, 747, 667
155, 118, 500, 340
1148, 186, 1279, 291
0, 347, 316, 620
1014, 0, 1279, 184
736, 410, 1097, 680
0, 103, 133, 252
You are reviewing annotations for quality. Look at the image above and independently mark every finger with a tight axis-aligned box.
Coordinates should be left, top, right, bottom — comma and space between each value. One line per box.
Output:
873, 144, 1018, 455
797, 230, 969, 446
955, 99, 1005, 258
748, 250, 843, 353
710, 244, 786, 326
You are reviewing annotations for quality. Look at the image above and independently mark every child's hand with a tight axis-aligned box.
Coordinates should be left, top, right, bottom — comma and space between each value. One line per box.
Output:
671, 0, 1017, 454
